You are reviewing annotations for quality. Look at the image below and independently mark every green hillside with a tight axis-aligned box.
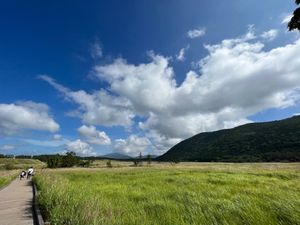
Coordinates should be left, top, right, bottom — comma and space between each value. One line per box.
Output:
0, 158, 46, 170
158, 116, 300, 162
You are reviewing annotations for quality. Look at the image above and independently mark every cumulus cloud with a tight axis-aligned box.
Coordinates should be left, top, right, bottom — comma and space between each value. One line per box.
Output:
0, 101, 59, 135
113, 135, 151, 156
93, 52, 175, 116
42, 28, 300, 153
187, 27, 206, 39
77, 125, 111, 145
176, 45, 190, 61
261, 29, 278, 41
39, 75, 134, 127
96, 30, 300, 149
65, 139, 96, 156
144, 131, 182, 155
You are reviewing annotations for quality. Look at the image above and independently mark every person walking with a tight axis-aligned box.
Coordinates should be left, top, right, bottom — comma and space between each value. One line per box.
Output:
26, 166, 34, 180
19, 170, 26, 180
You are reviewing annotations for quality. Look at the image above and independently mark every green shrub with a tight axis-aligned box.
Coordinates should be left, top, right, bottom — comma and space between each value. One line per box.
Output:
47, 155, 61, 168
106, 160, 112, 168
4, 163, 15, 170
61, 152, 79, 167
78, 160, 91, 168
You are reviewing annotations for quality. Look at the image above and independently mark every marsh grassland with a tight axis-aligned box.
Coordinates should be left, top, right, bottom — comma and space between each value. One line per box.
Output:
34, 163, 300, 225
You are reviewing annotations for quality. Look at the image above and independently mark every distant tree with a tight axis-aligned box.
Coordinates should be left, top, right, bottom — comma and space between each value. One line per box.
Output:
133, 159, 139, 167
15, 155, 31, 159
61, 151, 79, 167
168, 158, 181, 166
106, 160, 112, 168
132, 152, 143, 167
288, 0, 300, 31
139, 152, 143, 166
78, 160, 92, 168
47, 154, 61, 168
147, 154, 152, 165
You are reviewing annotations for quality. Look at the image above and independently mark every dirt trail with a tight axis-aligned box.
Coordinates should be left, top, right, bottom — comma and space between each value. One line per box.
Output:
0, 179, 34, 225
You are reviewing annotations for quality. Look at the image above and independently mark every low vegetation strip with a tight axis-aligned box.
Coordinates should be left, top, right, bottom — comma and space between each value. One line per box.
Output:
0, 170, 18, 189
34, 164, 300, 225
0, 158, 46, 170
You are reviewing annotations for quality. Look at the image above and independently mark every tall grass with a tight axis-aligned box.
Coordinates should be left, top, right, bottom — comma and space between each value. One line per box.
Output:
0, 170, 18, 188
34, 164, 300, 225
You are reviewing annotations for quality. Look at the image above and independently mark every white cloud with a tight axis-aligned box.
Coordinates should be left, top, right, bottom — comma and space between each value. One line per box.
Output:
96, 30, 300, 150
77, 125, 111, 145
23, 139, 67, 147
90, 40, 103, 59
22, 134, 68, 148
65, 139, 96, 156
144, 131, 182, 155
42, 28, 300, 153
187, 27, 206, 39
39, 75, 134, 127
53, 134, 63, 140
0, 101, 59, 135
282, 14, 292, 25
0, 144, 16, 151
113, 135, 151, 156
176, 45, 190, 61
93, 52, 175, 116
261, 29, 278, 41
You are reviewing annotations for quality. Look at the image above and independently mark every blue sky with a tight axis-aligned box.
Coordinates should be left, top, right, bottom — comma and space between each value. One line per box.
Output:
0, 0, 300, 156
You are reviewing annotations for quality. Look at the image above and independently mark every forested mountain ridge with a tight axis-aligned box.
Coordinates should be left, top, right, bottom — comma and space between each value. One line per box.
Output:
157, 116, 300, 162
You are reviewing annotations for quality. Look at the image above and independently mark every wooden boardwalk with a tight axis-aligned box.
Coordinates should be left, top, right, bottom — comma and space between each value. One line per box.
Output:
0, 179, 34, 225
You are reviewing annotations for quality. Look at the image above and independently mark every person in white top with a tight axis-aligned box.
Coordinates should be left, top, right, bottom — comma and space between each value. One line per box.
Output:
27, 166, 34, 179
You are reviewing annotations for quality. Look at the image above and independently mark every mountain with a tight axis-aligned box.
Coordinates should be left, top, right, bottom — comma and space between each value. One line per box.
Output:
157, 116, 300, 162
102, 153, 132, 160
133, 154, 159, 159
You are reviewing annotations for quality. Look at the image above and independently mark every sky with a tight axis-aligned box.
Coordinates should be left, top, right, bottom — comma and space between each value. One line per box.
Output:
0, 0, 300, 157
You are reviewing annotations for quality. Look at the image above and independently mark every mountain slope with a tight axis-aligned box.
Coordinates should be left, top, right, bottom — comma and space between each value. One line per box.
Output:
102, 153, 132, 160
157, 116, 300, 162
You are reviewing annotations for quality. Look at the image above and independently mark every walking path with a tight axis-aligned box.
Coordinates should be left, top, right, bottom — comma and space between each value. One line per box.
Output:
0, 179, 34, 225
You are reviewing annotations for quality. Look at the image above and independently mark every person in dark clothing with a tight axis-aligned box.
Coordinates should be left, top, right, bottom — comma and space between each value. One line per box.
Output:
19, 170, 26, 180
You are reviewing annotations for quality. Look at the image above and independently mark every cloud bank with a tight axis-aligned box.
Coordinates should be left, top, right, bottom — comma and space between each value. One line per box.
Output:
41, 29, 300, 154
65, 139, 96, 156
77, 125, 111, 145
0, 101, 59, 135
113, 135, 151, 156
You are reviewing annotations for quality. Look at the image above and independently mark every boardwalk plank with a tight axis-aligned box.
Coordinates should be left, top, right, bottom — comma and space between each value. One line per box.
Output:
0, 179, 34, 225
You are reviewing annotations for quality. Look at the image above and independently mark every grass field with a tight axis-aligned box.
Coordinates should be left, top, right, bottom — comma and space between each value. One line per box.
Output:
33, 163, 300, 225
